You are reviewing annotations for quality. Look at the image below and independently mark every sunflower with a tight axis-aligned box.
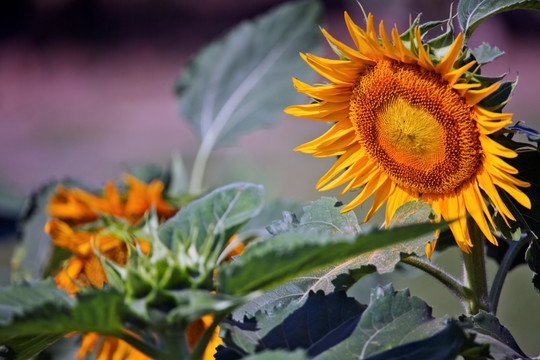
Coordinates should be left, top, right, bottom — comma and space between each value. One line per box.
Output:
285, 13, 531, 258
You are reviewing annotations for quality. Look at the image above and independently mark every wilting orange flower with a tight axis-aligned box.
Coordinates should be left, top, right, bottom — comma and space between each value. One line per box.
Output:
47, 175, 241, 359
48, 174, 176, 226
46, 175, 177, 360
285, 13, 530, 259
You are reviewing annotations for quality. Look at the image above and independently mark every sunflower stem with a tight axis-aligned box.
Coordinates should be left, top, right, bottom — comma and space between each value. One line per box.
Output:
156, 329, 191, 360
189, 137, 213, 195
462, 218, 490, 315
489, 232, 533, 315
401, 255, 472, 313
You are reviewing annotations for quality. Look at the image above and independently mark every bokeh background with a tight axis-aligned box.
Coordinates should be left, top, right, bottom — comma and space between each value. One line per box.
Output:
1, 0, 539, 356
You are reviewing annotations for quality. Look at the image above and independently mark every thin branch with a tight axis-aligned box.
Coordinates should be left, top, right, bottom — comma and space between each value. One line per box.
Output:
489, 233, 532, 315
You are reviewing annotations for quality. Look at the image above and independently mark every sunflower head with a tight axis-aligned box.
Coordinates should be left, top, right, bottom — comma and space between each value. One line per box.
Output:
285, 12, 530, 257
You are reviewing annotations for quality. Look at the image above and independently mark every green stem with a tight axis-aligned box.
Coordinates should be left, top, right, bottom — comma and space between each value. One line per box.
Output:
462, 218, 490, 314
188, 136, 214, 195
489, 233, 532, 315
158, 329, 191, 360
401, 255, 472, 313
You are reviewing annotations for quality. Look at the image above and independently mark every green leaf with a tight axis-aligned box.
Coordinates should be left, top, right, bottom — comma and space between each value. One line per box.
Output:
334, 201, 436, 279
458, 311, 527, 359
478, 79, 518, 112
175, 0, 322, 148
164, 153, 190, 198
267, 197, 360, 236
0, 280, 129, 359
241, 199, 304, 236
526, 237, 540, 294
243, 350, 309, 360
221, 291, 366, 359
313, 284, 443, 359
363, 321, 488, 360
216, 219, 447, 295
470, 42, 505, 65
458, 0, 540, 42
164, 290, 253, 327
158, 183, 265, 251
10, 182, 74, 281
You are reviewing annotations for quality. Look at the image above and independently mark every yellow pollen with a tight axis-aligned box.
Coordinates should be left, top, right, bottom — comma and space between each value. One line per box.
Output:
377, 97, 445, 171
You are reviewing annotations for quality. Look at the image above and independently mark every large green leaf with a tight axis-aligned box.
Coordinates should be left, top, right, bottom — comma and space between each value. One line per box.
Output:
363, 322, 488, 360
216, 219, 448, 295
158, 183, 264, 251
233, 198, 365, 319
313, 285, 441, 359
175, 0, 322, 148
0, 280, 129, 359
458, 0, 540, 41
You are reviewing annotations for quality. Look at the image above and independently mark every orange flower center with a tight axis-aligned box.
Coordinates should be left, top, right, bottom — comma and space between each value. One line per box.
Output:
349, 60, 483, 194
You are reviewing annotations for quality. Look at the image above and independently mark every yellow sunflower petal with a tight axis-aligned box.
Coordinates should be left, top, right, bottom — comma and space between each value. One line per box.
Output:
292, 78, 353, 102
295, 119, 355, 153
364, 177, 395, 222
284, 101, 349, 121
385, 186, 417, 225
415, 28, 435, 71
466, 82, 500, 105
341, 170, 389, 213
445, 61, 477, 85
435, 33, 464, 75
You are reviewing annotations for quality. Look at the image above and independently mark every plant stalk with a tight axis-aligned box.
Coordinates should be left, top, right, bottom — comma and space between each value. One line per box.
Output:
462, 218, 490, 314
401, 255, 472, 313
189, 137, 214, 195
158, 329, 191, 360
489, 232, 533, 315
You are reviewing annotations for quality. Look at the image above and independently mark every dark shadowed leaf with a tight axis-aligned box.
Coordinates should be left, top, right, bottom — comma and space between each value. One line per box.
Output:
458, 311, 528, 359
363, 321, 488, 360
256, 291, 365, 357
314, 284, 442, 359
175, 0, 322, 148
458, 0, 540, 41
158, 183, 264, 251
219, 291, 365, 359
478, 79, 517, 112
526, 237, 540, 294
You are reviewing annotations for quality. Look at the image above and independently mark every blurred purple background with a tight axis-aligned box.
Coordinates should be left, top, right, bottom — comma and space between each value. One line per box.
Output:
1, 0, 539, 199
1, 0, 540, 354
